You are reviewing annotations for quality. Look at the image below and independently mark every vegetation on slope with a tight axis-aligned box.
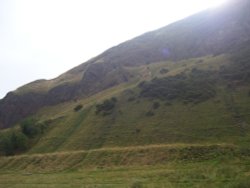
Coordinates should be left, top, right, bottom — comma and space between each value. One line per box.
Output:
0, 54, 238, 155
139, 69, 216, 104
0, 118, 50, 156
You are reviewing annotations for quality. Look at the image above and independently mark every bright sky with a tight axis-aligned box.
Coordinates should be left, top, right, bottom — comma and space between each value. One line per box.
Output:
0, 0, 228, 99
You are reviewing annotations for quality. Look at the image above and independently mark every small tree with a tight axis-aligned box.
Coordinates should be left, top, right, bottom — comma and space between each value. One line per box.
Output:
0, 130, 28, 156
11, 131, 28, 151
20, 118, 40, 138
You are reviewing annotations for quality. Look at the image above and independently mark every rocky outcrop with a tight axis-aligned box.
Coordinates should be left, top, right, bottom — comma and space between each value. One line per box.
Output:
0, 92, 46, 129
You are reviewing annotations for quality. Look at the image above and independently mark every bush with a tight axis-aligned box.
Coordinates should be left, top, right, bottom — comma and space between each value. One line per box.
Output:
0, 118, 48, 156
139, 70, 216, 104
0, 130, 28, 156
20, 118, 41, 138
96, 97, 117, 116
74, 104, 83, 112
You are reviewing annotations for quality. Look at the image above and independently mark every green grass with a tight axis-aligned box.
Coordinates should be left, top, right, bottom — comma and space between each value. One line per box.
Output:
26, 84, 250, 154
0, 144, 250, 187
1, 162, 249, 188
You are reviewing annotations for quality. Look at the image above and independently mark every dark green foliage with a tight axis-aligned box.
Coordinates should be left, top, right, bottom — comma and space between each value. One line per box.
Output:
139, 70, 216, 103
11, 131, 28, 152
96, 97, 117, 116
20, 118, 41, 138
0, 130, 28, 156
0, 119, 49, 156
74, 104, 83, 112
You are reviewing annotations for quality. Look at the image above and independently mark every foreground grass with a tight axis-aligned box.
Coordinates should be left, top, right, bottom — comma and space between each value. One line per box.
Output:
1, 159, 250, 188
0, 144, 250, 187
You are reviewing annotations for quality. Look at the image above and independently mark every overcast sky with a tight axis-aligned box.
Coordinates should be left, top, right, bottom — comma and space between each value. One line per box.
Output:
0, 0, 228, 99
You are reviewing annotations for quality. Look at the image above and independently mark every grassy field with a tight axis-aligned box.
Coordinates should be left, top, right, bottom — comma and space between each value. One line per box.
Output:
0, 144, 250, 187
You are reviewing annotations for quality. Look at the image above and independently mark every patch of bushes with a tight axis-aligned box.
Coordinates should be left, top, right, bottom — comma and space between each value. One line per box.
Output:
74, 104, 83, 112
20, 118, 46, 138
139, 69, 216, 104
0, 130, 28, 156
96, 97, 117, 116
0, 118, 48, 156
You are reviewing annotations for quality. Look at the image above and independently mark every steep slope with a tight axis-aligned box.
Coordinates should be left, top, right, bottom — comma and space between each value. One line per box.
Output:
1, 0, 250, 129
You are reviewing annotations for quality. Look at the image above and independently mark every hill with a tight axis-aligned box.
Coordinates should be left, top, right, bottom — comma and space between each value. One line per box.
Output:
0, 0, 249, 154
0, 0, 249, 155
1, 0, 250, 129
1, 0, 250, 187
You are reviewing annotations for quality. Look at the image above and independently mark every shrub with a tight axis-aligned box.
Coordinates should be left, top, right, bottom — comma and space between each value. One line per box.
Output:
11, 131, 29, 152
96, 97, 117, 116
74, 104, 83, 112
0, 130, 28, 156
20, 118, 41, 138
139, 70, 216, 104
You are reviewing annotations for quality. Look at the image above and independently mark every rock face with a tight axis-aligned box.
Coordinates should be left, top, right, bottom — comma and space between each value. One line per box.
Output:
0, 92, 46, 129
1, 0, 250, 128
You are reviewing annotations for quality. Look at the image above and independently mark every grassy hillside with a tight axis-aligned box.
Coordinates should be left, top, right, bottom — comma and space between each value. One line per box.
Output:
0, 1, 250, 186
0, 54, 241, 155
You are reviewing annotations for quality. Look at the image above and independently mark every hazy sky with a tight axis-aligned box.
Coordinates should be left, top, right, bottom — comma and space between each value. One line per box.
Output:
0, 0, 227, 99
